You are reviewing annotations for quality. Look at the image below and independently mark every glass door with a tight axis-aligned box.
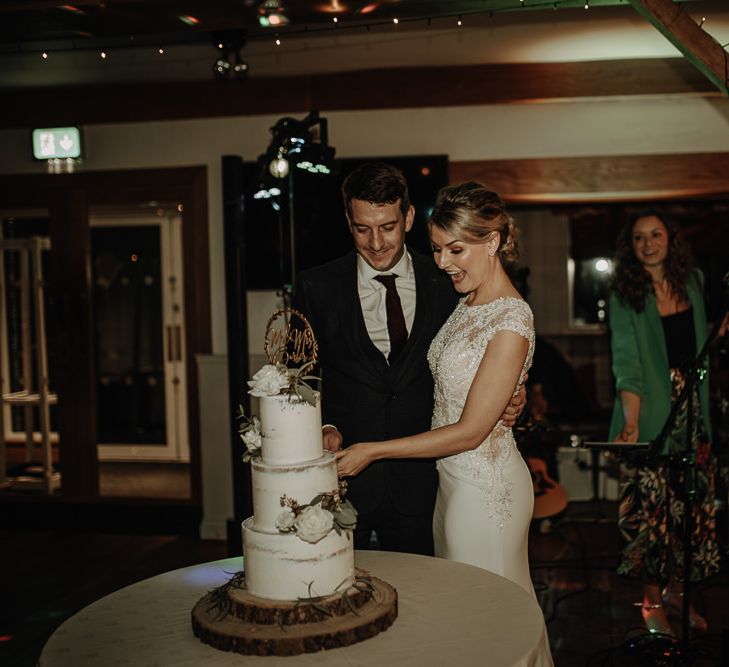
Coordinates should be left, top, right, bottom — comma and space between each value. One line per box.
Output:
90, 206, 188, 463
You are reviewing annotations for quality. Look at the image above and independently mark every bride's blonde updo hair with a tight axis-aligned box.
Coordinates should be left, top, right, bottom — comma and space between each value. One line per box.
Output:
429, 181, 519, 264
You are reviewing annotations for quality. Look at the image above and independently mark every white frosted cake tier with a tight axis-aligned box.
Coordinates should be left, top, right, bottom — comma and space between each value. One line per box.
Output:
242, 517, 355, 600
259, 393, 323, 464
251, 452, 338, 533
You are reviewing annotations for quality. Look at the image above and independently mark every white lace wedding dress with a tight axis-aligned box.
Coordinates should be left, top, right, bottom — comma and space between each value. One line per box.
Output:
428, 296, 553, 666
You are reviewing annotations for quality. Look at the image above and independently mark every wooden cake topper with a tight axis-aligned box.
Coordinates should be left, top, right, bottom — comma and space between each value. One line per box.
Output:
264, 308, 318, 369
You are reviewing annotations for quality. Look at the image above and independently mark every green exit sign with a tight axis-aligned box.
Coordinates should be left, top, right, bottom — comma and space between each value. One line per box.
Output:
32, 127, 82, 160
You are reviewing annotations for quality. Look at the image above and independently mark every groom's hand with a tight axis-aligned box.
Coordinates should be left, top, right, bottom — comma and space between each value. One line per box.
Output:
322, 425, 343, 452
500, 380, 527, 427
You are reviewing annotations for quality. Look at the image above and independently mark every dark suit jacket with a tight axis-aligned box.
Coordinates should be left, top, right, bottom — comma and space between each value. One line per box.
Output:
294, 248, 459, 517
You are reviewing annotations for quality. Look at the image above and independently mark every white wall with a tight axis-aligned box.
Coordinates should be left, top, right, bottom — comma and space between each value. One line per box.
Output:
196, 354, 232, 539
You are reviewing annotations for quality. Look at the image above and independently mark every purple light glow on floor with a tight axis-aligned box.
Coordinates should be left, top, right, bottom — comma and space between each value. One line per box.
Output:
176, 558, 243, 586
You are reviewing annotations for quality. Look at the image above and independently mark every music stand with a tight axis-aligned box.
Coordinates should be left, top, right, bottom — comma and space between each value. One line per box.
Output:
579, 440, 651, 453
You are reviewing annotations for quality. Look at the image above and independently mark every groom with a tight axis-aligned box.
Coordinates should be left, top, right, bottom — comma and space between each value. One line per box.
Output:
295, 162, 522, 556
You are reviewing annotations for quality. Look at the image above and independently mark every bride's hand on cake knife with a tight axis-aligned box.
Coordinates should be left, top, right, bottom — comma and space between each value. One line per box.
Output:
335, 444, 374, 477
322, 425, 343, 452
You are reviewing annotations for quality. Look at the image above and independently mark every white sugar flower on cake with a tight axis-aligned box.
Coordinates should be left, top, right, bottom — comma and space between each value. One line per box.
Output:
241, 423, 261, 450
247, 364, 290, 397
247, 362, 320, 407
275, 506, 296, 532
294, 505, 335, 544
237, 408, 262, 463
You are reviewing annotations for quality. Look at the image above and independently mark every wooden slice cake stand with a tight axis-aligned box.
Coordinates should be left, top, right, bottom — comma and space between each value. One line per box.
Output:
191, 569, 398, 656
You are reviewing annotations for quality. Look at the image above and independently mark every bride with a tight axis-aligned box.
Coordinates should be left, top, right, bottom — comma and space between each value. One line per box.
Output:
336, 182, 552, 663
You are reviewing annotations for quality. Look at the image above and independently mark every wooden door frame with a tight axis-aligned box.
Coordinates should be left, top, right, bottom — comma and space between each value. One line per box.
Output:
0, 166, 210, 506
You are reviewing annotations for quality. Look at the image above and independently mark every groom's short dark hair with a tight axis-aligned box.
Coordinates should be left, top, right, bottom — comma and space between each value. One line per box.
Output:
342, 162, 411, 219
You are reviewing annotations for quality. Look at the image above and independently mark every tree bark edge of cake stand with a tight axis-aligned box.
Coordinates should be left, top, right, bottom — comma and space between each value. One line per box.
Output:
226, 581, 374, 625
191, 574, 398, 656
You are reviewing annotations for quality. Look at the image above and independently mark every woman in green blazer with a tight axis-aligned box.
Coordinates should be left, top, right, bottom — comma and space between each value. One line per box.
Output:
608, 209, 718, 637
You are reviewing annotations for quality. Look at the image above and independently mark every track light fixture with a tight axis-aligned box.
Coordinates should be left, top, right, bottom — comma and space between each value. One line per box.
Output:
233, 51, 249, 79
212, 31, 248, 81
212, 47, 231, 80
254, 111, 336, 199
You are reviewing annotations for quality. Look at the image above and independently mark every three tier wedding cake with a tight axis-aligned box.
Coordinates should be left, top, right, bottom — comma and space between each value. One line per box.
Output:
191, 309, 397, 656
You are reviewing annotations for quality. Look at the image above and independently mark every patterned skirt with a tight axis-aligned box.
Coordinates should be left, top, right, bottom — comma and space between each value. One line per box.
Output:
617, 368, 720, 583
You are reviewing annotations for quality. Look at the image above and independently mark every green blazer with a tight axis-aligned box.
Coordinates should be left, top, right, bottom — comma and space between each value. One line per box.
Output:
608, 270, 711, 450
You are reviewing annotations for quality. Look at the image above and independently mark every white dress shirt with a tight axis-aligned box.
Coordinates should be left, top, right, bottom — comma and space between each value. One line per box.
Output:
357, 250, 417, 361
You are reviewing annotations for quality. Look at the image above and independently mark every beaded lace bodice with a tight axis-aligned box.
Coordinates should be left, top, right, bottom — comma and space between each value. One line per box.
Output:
427, 296, 535, 527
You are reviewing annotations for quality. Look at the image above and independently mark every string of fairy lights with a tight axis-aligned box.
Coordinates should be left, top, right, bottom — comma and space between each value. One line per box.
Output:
13, 1, 727, 86
26, 3, 588, 61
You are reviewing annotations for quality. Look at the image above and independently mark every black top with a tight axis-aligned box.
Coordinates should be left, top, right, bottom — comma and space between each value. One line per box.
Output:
661, 307, 695, 369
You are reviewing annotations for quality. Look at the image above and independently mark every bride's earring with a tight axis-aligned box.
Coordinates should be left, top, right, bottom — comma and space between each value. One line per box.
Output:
487, 232, 498, 257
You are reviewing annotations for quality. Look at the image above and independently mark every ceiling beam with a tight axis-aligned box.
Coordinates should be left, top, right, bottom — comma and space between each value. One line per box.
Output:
628, 0, 728, 96
0, 59, 717, 128
450, 152, 729, 202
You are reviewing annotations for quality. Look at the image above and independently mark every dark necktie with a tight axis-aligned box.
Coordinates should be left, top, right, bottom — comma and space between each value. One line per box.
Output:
374, 274, 408, 364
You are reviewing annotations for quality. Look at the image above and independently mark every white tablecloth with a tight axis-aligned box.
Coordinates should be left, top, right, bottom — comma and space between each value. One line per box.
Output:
40, 550, 549, 666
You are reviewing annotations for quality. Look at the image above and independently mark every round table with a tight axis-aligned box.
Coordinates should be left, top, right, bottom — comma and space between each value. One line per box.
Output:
40, 551, 550, 666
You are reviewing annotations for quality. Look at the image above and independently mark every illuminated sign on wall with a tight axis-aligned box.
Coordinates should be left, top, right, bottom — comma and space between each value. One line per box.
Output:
32, 127, 82, 160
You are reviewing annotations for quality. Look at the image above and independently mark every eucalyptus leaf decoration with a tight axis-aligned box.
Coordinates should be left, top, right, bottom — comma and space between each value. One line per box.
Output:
204, 570, 246, 621
332, 499, 358, 535
283, 574, 374, 625
287, 360, 321, 407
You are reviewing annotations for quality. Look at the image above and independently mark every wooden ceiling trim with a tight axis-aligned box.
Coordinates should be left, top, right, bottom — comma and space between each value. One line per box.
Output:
628, 0, 729, 96
450, 152, 729, 202
0, 57, 716, 128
